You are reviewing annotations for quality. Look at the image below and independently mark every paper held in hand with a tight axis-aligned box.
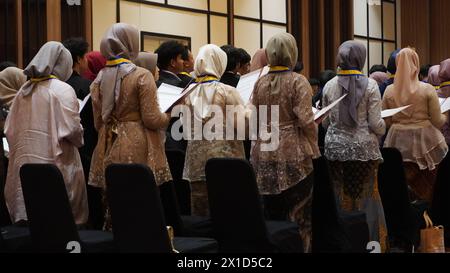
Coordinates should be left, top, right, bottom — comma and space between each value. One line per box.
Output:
2, 138, 9, 158
157, 83, 200, 113
381, 105, 412, 118
313, 94, 348, 121
236, 66, 270, 104
77, 94, 91, 113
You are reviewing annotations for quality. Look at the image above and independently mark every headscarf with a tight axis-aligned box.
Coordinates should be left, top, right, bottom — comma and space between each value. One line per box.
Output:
370, 71, 389, 87
250, 48, 268, 72
134, 52, 158, 74
438, 59, 450, 98
22, 41, 73, 96
189, 44, 227, 120
428, 65, 441, 89
99, 23, 139, 122
336, 40, 369, 128
82, 51, 106, 81
393, 48, 420, 106
265, 32, 298, 96
0, 67, 27, 108
387, 49, 401, 75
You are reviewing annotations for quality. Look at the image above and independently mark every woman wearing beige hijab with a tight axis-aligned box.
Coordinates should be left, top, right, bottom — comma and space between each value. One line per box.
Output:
134, 51, 159, 81
438, 59, 450, 145
323, 40, 387, 251
183, 44, 249, 217
383, 48, 448, 203
89, 23, 172, 230
4, 41, 88, 225
251, 33, 320, 253
0, 67, 26, 131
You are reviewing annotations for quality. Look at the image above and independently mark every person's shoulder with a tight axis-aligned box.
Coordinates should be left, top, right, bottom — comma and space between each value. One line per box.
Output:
49, 79, 77, 100
419, 81, 435, 93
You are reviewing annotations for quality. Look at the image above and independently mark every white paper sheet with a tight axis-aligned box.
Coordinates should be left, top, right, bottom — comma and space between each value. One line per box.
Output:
78, 94, 91, 113
314, 94, 348, 121
236, 66, 270, 104
157, 83, 185, 113
3, 137, 9, 158
441, 98, 450, 114
381, 105, 412, 118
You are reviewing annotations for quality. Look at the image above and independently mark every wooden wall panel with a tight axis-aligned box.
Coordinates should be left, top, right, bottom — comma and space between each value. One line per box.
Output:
429, 0, 450, 64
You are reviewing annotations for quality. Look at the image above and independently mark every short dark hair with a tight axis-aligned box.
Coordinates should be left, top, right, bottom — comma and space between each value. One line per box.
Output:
309, 78, 320, 86
0, 61, 17, 72
369, 64, 387, 75
221, 45, 241, 72
319, 70, 337, 88
155, 40, 187, 70
62, 37, 89, 67
181, 46, 191, 61
420, 64, 432, 77
236, 48, 251, 66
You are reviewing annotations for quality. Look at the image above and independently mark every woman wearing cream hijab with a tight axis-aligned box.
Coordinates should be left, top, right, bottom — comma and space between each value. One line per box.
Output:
183, 44, 249, 217
89, 23, 172, 230
4, 41, 88, 225
0, 67, 26, 130
382, 48, 448, 203
251, 33, 320, 253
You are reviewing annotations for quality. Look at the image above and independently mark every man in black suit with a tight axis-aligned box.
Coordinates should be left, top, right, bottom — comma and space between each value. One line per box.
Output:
220, 45, 241, 88
155, 40, 189, 152
155, 40, 187, 88
63, 37, 102, 229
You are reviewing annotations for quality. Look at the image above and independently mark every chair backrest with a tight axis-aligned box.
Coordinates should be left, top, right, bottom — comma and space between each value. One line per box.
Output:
431, 152, 450, 228
378, 148, 418, 244
312, 157, 353, 253
165, 150, 191, 215
105, 164, 172, 253
205, 158, 273, 253
20, 164, 80, 252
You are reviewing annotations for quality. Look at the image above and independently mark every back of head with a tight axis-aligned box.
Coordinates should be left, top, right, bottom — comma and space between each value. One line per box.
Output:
155, 40, 187, 70
420, 64, 432, 79
0, 67, 27, 91
439, 59, 450, 83
221, 45, 241, 72
194, 44, 227, 78
62, 37, 89, 68
266, 32, 298, 69
100, 23, 139, 61
237, 48, 251, 66
369, 64, 387, 75
428, 65, 441, 86
387, 49, 401, 75
319, 70, 337, 87
24, 41, 73, 82
250, 48, 268, 72
83, 51, 107, 81
134, 51, 158, 73
337, 40, 366, 71
393, 47, 420, 105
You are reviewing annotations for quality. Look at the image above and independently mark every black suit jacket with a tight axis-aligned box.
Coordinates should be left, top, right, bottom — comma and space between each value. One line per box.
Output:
220, 72, 241, 88
156, 70, 187, 153
66, 73, 97, 181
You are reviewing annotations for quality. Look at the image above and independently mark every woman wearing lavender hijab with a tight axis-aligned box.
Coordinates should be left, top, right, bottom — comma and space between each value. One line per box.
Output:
322, 40, 388, 251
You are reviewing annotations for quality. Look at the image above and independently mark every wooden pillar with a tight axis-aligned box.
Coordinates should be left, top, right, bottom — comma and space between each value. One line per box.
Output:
15, 0, 23, 68
300, 0, 310, 78
47, 0, 62, 41
85, 0, 93, 50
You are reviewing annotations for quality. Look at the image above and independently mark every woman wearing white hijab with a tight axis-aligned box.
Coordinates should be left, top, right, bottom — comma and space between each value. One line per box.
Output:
89, 23, 172, 230
4, 41, 88, 225
183, 44, 249, 217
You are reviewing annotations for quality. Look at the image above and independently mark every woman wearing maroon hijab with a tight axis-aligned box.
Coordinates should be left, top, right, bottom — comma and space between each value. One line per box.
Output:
82, 51, 107, 81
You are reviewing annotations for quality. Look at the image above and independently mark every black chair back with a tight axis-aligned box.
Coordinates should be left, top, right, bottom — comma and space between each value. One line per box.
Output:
165, 150, 191, 215
431, 152, 450, 233
205, 158, 273, 252
20, 164, 80, 252
105, 164, 172, 253
378, 148, 419, 246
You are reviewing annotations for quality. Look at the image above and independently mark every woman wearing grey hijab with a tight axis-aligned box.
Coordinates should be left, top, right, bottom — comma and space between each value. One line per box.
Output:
322, 40, 387, 251
88, 23, 172, 231
251, 33, 320, 253
4, 41, 88, 225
